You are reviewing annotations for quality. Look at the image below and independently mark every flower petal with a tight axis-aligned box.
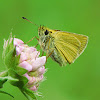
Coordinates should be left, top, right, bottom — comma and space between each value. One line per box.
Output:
29, 85, 37, 91
20, 52, 29, 62
16, 46, 22, 55
35, 75, 44, 83
30, 51, 40, 59
16, 45, 25, 55
31, 56, 46, 71
37, 66, 45, 75
14, 38, 24, 46
28, 77, 36, 85
23, 73, 30, 80
19, 61, 32, 71
24, 47, 37, 53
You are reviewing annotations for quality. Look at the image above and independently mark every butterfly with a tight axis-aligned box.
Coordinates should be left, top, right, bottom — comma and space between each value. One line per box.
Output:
22, 17, 88, 66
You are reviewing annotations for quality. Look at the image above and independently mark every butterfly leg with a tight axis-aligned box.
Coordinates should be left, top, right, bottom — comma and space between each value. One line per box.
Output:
46, 49, 54, 59
45, 48, 54, 63
35, 43, 39, 48
25, 36, 39, 44
40, 39, 50, 57
45, 39, 54, 62
40, 38, 50, 57
41, 51, 44, 56
46, 38, 51, 58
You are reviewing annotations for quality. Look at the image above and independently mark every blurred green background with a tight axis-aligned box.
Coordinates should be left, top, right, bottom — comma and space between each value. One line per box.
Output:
0, 0, 100, 100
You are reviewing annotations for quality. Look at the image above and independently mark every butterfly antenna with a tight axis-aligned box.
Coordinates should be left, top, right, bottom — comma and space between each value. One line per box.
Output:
22, 17, 39, 27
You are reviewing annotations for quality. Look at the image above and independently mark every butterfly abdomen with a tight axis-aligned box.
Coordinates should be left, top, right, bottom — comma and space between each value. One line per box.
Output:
50, 46, 67, 66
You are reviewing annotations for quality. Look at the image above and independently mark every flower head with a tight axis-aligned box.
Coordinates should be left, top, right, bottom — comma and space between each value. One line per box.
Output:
14, 38, 46, 91
1, 35, 47, 99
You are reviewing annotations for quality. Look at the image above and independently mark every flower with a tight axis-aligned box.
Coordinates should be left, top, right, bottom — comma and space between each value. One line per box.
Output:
1, 35, 47, 99
14, 38, 46, 91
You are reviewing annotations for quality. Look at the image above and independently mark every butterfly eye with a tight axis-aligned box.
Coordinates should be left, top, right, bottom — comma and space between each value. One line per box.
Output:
45, 30, 49, 35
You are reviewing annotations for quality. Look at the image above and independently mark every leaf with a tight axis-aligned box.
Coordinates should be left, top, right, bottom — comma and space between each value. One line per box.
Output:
3, 37, 20, 69
3, 36, 14, 59
4, 47, 16, 69
15, 66, 28, 75
0, 76, 18, 89
6, 76, 19, 81
0, 90, 14, 98
4, 46, 21, 70
0, 77, 8, 88
0, 76, 19, 87
0, 71, 8, 88
0, 71, 8, 77
8, 69, 28, 88
15, 54, 20, 65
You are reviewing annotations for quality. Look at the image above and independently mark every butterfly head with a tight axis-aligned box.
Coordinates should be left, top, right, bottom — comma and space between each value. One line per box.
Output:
38, 26, 53, 49
38, 26, 50, 37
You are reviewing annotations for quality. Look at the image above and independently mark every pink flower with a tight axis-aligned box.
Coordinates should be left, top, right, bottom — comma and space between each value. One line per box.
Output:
14, 38, 46, 91
19, 61, 32, 71
29, 86, 37, 91
14, 38, 24, 46
31, 56, 46, 71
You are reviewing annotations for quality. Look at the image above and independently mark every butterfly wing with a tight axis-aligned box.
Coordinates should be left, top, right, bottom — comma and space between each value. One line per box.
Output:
71, 33, 88, 54
52, 31, 88, 65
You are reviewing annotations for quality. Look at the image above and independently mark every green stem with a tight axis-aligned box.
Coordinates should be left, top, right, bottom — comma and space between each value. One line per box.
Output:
20, 89, 31, 100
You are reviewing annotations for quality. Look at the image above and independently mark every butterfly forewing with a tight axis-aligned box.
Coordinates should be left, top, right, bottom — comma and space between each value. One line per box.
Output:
71, 33, 88, 54
53, 31, 88, 64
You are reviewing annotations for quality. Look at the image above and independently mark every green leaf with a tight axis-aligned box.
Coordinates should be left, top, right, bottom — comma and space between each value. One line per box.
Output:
3, 36, 20, 70
22, 87, 37, 100
0, 71, 8, 77
0, 77, 8, 88
15, 66, 28, 75
15, 54, 20, 65
6, 76, 19, 81
4, 46, 21, 70
8, 69, 28, 88
0, 76, 19, 88
4, 47, 16, 69
0, 90, 14, 98
2, 36, 14, 59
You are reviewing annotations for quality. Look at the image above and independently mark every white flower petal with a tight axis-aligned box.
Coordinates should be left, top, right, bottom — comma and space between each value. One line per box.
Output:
37, 66, 45, 75
31, 56, 46, 71
14, 38, 24, 46
23, 73, 30, 80
30, 51, 40, 59
19, 61, 32, 71
20, 52, 29, 63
